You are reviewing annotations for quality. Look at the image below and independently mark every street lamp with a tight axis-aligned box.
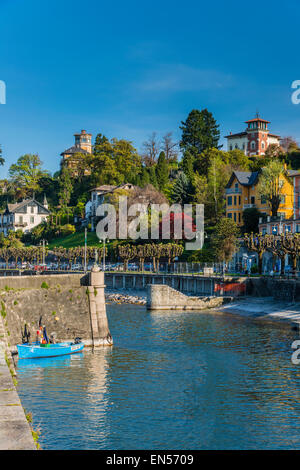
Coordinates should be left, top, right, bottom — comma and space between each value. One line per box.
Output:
101, 236, 109, 272
38, 239, 48, 266
84, 227, 87, 273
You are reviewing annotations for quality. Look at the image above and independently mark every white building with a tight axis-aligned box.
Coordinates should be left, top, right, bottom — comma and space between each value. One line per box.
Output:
0, 196, 50, 236
225, 115, 281, 156
87, 183, 136, 230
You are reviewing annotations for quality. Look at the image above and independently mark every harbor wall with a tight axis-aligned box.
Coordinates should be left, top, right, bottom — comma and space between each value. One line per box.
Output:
147, 284, 233, 310
0, 273, 108, 348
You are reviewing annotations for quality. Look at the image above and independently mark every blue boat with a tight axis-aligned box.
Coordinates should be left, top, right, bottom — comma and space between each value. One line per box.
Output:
17, 341, 84, 359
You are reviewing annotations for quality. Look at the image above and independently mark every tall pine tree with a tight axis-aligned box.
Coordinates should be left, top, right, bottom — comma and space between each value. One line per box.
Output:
156, 151, 169, 192
180, 109, 220, 157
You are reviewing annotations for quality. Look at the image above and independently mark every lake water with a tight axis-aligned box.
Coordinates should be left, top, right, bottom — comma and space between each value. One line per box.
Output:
16, 304, 300, 450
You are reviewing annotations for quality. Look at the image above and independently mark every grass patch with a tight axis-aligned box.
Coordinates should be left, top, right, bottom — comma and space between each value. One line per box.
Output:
47, 230, 99, 249
1, 301, 6, 318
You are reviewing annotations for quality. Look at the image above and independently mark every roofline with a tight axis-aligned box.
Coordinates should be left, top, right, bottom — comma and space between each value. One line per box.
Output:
5, 198, 50, 214
245, 118, 270, 123
224, 132, 247, 138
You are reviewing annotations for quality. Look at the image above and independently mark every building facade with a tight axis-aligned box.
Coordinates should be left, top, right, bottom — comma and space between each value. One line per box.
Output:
60, 129, 92, 172
258, 169, 300, 235
86, 183, 136, 231
225, 170, 294, 226
225, 115, 281, 156
0, 196, 50, 236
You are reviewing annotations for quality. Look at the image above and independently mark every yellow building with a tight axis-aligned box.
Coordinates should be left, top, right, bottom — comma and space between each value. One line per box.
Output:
225, 170, 294, 226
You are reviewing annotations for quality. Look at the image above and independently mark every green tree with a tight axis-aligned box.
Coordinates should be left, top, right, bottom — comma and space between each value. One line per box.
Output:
137, 167, 150, 187
148, 166, 158, 188
0, 145, 4, 166
93, 133, 109, 156
90, 135, 141, 185
257, 159, 285, 217
181, 150, 195, 181
211, 218, 240, 263
8, 154, 49, 197
111, 138, 142, 182
155, 151, 169, 192
171, 172, 192, 204
180, 109, 220, 158
58, 167, 73, 210
207, 153, 230, 221
242, 207, 261, 233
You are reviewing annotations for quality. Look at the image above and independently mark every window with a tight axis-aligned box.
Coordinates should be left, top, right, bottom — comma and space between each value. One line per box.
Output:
19, 216, 23, 224
227, 196, 232, 206
251, 196, 255, 204
31, 206, 34, 214
30, 216, 34, 224
251, 141, 256, 150
234, 196, 237, 205
239, 196, 241, 205
238, 213, 241, 223
285, 225, 291, 233
233, 213, 236, 222
235, 144, 238, 149
262, 227, 267, 235
229, 145, 232, 151
261, 142, 265, 149
234, 183, 239, 191
261, 196, 266, 204
272, 225, 278, 235
227, 213, 232, 218
296, 224, 300, 233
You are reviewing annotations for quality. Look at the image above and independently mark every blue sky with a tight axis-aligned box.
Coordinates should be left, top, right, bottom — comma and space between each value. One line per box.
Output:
1, 0, 300, 177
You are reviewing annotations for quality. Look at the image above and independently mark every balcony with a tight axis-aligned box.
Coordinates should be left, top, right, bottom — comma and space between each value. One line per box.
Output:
243, 204, 256, 209
15, 222, 28, 227
226, 188, 242, 195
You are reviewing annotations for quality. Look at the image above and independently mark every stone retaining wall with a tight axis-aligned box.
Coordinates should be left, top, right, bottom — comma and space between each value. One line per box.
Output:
1, 285, 91, 347
246, 277, 300, 301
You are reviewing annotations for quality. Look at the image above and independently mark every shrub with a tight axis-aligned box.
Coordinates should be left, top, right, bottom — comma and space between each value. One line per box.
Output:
41, 282, 49, 289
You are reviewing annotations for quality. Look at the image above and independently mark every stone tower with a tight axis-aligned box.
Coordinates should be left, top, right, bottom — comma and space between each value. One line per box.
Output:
74, 130, 92, 153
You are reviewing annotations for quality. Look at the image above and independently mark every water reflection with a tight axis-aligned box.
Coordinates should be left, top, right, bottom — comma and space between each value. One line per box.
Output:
16, 304, 300, 450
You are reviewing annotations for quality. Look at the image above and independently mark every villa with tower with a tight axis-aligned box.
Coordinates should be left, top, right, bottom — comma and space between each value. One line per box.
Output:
225, 114, 281, 156
60, 129, 92, 173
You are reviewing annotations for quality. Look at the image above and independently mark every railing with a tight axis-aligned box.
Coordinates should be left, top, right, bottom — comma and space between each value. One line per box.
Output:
226, 188, 242, 195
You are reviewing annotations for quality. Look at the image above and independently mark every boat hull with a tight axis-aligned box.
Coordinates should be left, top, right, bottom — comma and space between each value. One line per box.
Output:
17, 341, 84, 359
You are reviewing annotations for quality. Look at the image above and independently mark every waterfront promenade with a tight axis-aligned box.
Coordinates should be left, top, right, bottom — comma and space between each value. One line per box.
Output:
0, 343, 36, 450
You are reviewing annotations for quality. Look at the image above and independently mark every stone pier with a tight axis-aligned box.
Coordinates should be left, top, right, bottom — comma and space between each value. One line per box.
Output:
87, 266, 113, 347
147, 284, 233, 310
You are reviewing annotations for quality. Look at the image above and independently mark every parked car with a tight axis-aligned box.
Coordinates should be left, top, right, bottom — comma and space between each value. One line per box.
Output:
71, 264, 82, 271
34, 264, 47, 272
127, 263, 138, 271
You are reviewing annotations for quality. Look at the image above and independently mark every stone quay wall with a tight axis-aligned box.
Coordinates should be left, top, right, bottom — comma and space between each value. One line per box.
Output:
246, 277, 300, 301
147, 284, 233, 310
0, 273, 110, 349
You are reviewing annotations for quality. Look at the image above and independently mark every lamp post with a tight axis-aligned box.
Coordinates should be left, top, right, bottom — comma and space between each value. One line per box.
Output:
101, 236, 109, 272
84, 227, 87, 272
39, 239, 48, 266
